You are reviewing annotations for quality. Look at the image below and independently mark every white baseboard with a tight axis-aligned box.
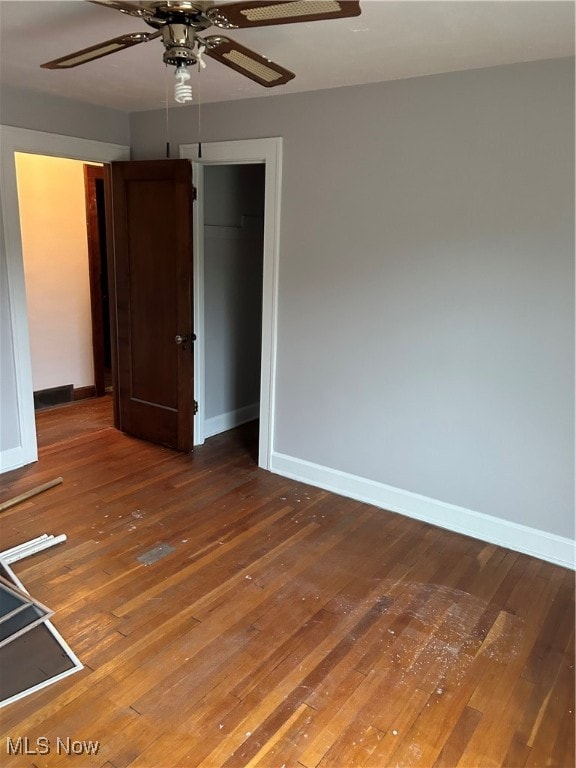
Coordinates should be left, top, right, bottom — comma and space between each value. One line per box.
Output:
204, 402, 260, 439
0, 446, 26, 474
270, 451, 575, 571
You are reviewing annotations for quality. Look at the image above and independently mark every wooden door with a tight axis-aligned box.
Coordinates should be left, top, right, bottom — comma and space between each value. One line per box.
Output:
105, 159, 194, 452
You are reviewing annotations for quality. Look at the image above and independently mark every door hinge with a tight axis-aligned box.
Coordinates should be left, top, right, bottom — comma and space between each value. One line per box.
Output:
192, 185, 197, 202
194, 399, 199, 415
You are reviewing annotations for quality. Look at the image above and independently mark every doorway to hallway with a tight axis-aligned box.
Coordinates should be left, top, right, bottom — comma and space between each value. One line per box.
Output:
181, 137, 283, 472
202, 163, 265, 446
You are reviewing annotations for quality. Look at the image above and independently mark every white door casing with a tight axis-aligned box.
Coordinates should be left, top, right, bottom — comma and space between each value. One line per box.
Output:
0, 126, 129, 472
180, 138, 282, 471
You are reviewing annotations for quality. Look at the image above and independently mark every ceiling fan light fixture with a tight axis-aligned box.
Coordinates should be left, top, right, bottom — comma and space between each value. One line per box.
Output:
174, 63, 193, 103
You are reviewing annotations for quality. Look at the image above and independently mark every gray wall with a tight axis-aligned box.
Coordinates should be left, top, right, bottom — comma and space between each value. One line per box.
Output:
204, 164, 264, 423
131, 58, 574, 540
0, 85, 130, 145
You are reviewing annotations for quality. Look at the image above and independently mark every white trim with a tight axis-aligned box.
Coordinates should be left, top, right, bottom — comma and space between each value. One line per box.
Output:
270, 451, 576, 570
0, 534, 68, 564
180, 138, 282, 471
0, 126, 130, 472
0, 447, 26, 474
191, 162, 206, 445
204, 402, 260, 440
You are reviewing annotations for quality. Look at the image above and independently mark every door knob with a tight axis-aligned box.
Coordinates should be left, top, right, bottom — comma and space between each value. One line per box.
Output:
175, 335, 188, 345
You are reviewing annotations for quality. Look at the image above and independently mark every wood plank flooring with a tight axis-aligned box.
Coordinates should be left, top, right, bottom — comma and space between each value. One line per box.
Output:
0, 396, 574, 768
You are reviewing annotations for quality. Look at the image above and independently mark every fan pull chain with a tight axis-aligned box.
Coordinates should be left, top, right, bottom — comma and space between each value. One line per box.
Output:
165, 64, 171, 158
197, 57, 203, 159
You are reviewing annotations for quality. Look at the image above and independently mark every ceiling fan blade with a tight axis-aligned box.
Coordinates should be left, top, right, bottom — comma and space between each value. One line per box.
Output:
88, 1, 157, 18
41, 31, 161, 69
204, 36, 294, 87
207, 0, 361, 29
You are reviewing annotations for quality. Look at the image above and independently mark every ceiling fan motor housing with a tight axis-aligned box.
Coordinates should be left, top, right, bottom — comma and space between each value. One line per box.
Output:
161, 23, 200, 65
149, 5, 212, 67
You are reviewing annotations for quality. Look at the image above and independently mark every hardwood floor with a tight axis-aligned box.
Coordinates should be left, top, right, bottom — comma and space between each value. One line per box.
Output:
0, 397, 574, 768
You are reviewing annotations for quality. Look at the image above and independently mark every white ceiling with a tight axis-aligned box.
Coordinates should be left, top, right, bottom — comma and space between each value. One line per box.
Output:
0, 0, 573, 112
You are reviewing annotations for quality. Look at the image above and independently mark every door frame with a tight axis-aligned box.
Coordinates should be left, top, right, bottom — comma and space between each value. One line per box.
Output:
84, 163, 108, 398
0, 126, 129, 472
180, 138, 282, 471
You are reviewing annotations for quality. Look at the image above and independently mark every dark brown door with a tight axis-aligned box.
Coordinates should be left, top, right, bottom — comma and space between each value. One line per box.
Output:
105, 159, 194, 452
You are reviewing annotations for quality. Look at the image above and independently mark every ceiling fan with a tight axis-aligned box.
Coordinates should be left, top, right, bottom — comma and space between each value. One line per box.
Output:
41, 1, 362, 102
